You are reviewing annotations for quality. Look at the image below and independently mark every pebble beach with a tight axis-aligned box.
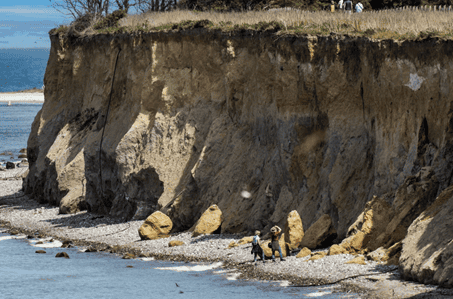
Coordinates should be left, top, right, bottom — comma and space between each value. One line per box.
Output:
1, 168, 452, 298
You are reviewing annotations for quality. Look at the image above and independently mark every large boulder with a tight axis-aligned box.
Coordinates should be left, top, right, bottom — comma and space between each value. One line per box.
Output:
400, 185, 453, 287
284, 210, 304, 250
138, 211, 173, 240
192, 205, 223, 237
6, 162, 15, 169
300, 214, 337, 250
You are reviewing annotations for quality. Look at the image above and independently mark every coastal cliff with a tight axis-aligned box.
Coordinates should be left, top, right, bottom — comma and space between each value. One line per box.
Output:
24, 30, 453, 287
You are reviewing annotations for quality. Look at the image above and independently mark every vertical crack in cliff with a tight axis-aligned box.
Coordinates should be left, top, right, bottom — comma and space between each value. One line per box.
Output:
99, 47, 122, 197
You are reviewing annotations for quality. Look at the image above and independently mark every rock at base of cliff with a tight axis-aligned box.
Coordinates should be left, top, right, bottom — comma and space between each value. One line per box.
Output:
296, 247, 312, 258
284, 210, 304, 251
138, 211, 173, 240
300, 214, 337, 250
169, 240, 184, 247
191, 205, 223, 238
400, 186, 453, 287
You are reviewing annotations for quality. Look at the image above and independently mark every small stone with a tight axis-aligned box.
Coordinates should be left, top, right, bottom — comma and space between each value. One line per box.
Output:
345, 256, 366, 265
36, 250, 46, 254
169, 240, 184, 247
122, 253, 135, 259
296, 247, 312, 258
55, 252, 70, 258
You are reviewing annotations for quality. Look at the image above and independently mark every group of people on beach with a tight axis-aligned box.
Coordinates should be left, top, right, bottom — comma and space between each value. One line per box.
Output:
333, 0, 364, 13
251, 226, 285, 264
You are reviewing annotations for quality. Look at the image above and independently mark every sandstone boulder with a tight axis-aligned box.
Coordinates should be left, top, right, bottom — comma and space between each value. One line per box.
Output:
192, 205, 223, 237
238, 236, 253, 245
300, 214, 337, 250
262, 234, 288, 258
228, 241, 238, 249
296, 247, 312, 258
328, 244, 348, 255
345, 256, 366, 265
307, 251, 327, 261
138, 211, 173, 240
284, 210, 304, 250
400, 185, 453, 287
169, 240, 184, 247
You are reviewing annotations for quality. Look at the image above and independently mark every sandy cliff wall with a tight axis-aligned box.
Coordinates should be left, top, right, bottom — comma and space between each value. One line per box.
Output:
24, 30, 453, 285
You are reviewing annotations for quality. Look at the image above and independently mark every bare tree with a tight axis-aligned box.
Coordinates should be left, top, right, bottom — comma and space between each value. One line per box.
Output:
50, 0, 139, 19
137, 0, 178, 11
50, 0, 112, 19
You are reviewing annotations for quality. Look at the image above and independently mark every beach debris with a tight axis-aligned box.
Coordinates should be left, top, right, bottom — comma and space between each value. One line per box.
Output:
284, 210, 304, 250
55, 252, 70, 258
192, 204, 223, 238
300, 214, 337, 250
168, 240, 184, 247
138, 211, 172, 240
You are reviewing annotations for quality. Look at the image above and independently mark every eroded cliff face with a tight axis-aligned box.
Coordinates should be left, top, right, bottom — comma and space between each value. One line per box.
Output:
24, 30, 453, 284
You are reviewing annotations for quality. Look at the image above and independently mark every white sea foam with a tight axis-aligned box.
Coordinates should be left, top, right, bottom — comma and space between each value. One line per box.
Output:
0, 236, 14, 241
226, 272, 241, 281
305, 291, 332, 297
0, 93, 44, 103
278, 280, 290, 287
140, 257, 155, 261
30, 239, 63, 248
156, 261, 223, 272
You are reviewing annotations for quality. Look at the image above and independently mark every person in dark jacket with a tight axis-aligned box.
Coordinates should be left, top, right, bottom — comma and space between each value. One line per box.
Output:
344, 0, 353, 13
270, 226, 285, 262
251, 230, 265, 264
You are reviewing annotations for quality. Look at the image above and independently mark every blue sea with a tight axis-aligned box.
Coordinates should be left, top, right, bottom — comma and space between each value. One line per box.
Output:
0, 48, 356, 299
0, 48, 49, 92
0, 234, 355, 299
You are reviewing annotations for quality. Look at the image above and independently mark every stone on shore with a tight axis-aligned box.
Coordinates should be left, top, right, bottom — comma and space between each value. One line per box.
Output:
345, 256, 366, 265
328, 244, 348, 255
307, 251, 327, 261
138, 211, 173, 240
192, 205, 223, 237
228, 241, 238, 249
238, 236, 253, 245
55, 252, 70, 258
36, 250, 46, 254
284, 210, 304, 250
169, 240, 184, 247
6, 162, 15, 169
296, 247, 312, 258
300, 214, 337, 250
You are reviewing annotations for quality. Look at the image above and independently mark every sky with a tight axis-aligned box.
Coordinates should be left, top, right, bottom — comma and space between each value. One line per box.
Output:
0, 0, 70, 49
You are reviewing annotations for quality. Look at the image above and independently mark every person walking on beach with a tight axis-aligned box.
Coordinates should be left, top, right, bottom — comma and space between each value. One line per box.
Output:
270, 226, 285, 262
344, 0, 352, 13
251, 230, 265, 264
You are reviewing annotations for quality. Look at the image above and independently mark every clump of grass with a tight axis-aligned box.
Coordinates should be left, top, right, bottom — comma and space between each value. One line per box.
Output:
52, 7, 453, 40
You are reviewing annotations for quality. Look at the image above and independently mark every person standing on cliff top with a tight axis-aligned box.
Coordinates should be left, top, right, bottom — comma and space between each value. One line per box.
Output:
251, 230, 265, 264
344, 0, 353, 13
355, 1, 363, 12
270, 226, 285, 262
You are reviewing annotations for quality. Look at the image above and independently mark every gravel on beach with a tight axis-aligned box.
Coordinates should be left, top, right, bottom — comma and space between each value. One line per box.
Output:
1, 168, 452, 299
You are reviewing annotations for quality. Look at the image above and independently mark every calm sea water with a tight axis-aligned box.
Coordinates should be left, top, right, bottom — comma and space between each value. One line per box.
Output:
0, 234, 354, 299
0, 48, 49, 92
0, 102, 42, 164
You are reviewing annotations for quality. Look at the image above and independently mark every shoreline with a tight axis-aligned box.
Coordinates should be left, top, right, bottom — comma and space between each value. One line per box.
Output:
0, 92, 44, 103
0, 169, 451, 298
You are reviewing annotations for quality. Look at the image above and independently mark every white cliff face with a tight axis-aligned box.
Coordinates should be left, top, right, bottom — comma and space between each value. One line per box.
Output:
24, 30, 453, 287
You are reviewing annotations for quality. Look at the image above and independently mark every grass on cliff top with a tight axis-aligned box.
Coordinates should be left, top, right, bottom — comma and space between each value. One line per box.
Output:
57, 8, 453, 40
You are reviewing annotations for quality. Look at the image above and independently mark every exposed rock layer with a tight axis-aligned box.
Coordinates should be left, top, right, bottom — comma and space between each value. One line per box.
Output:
24, 30, 453, 286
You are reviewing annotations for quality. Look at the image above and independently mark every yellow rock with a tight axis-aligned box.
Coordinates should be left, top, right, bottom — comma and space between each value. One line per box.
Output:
328, 244, 348, 255
228, 241, 238, 249
262, 234, 288, 258
238, 236, 253, 245
192, 205, 223, 237
296, 247, 312, 258
284, 210, 304, 250
345, 256, 366, 265
138, 211, 173, 240
168, 240, 184, 247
